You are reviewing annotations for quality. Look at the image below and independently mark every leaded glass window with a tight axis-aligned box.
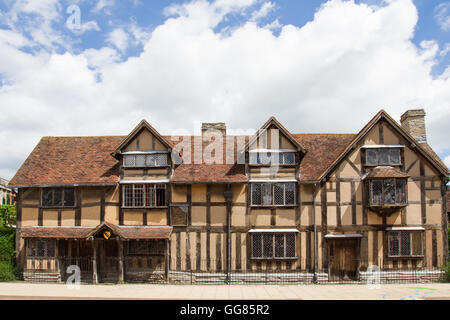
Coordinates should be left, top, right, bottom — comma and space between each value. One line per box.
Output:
251, 232, 297, 259
250, 183, 296, 206
41, 188, 75, 207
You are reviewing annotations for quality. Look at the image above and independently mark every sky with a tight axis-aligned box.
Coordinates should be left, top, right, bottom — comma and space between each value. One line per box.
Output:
0, 0, 449, 180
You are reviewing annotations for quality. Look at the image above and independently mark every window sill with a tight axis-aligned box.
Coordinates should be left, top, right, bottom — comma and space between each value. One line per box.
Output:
250, 205, 297, 209
41, 206, 76, 209
248, 164, 297, 167
364, 164, 402, 167
122, 166, 170, 169
122, 206, 168, 209
386, 255, 424, 260
250, 257, 298, 261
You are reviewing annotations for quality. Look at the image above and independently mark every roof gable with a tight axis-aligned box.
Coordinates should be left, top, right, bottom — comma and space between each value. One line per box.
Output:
112, 120, 172, 158
318, 110, 449, 182
242, 116, 306, 154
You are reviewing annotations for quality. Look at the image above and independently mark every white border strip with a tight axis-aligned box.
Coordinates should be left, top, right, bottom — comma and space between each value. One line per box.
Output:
122, 151, 169, 155
361, 144, 404, 149
249, 149, 296, 153
248, 179, 298, 183
324, 234, 363, 239
385, 227, 425, 231
120, 180, 170, 184
248, 229, 299, 233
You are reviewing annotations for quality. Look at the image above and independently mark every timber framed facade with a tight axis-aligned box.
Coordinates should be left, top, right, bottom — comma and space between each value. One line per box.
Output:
9, 109, 449, 283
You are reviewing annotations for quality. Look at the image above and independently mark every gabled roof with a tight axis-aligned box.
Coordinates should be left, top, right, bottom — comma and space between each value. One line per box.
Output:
111, 120, 173, 158
242, 116, 307, 154
9, 111, 448, 187
318, 110, 449, 182
9, 136, 123, 187
292, 134, 356, 182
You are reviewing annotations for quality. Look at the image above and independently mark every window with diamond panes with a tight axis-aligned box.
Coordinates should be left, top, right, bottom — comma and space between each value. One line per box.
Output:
249, 152, 295, 165
369, 178, 406, 206
365, 148, 402, 166
251, 232, 297, 259
123, 153, 168, 167
27, 239, 56, 258
251, 183, 296, 206
388, 231, 423, 257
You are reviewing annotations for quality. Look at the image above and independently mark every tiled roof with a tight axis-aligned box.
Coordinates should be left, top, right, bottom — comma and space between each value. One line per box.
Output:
363, 166, 410, 179
20, 224, 173, 240
8, 124, 447, 186
167, 135, 248, 183
21, 226, 94, 239
293, 134, 356, 182
9, 136, 123, 187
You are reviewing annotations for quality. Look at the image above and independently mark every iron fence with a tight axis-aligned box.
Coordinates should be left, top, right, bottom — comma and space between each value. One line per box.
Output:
2, 255, 448, 285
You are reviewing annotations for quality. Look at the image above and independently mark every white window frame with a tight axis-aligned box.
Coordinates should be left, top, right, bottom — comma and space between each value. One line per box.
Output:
250, 183, 296, 207
364, 147, 402, 166
122, 183, 167, 208
249, 150, 296, 166
387, 231, 423, 258
250, 232, 297, 259
123, 152, 169, 168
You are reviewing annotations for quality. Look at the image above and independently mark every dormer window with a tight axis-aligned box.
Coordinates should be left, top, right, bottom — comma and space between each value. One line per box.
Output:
123, 152, 168, 168
249, 150, 295, 165
363, 146, 402, 166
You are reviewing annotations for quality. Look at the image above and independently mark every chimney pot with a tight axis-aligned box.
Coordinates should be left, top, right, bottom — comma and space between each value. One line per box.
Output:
400, 109, 426, 142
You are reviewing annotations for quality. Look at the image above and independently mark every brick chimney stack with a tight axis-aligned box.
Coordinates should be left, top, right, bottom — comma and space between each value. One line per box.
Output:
400, 109, 427, 142
201, 123, 226, 138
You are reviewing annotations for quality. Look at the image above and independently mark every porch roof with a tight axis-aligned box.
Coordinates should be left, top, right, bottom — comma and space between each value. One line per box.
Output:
20, 224, 173, 240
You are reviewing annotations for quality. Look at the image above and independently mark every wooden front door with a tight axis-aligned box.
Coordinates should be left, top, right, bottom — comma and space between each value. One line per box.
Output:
97, 240, 119, 283
329, 239, 359, 281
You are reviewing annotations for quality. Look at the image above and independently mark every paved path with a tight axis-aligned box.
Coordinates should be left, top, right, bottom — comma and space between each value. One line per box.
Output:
0, 282, 449, 300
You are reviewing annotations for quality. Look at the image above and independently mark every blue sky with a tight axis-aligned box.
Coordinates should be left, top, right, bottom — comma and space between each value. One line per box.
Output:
0, 0, 449, 180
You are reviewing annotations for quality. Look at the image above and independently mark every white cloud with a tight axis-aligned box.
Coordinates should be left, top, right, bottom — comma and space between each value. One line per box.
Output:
435, 2, 450, 31
440, 43, 450, 57
106, 28, 129, 52
1, 0, 450, 179
251, 1, 276, 22
445, 156, 450, 169
92, 0, 115, 13
82, 47, 120, 69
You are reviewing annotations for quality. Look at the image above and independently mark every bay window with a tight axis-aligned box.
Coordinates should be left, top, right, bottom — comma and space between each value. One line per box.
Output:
369, 178, 407, 206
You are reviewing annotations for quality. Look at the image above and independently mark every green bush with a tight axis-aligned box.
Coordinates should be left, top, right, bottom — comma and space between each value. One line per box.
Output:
0, 204, 16, 228
443, 261, 450, 283
0, 258, 16, 282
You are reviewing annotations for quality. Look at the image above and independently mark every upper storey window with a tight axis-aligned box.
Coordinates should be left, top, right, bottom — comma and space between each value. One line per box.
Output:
123, 152, 168, 168
42, 188, 75, 207
363, 146, 402, 166
249, 150, 295, 166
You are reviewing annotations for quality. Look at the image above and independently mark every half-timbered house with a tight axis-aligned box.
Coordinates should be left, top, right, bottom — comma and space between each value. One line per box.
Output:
9, 109, 449, 283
